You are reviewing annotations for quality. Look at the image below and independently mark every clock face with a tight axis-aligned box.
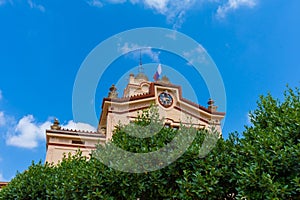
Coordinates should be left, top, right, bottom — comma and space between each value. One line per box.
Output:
158, 92, 173, 108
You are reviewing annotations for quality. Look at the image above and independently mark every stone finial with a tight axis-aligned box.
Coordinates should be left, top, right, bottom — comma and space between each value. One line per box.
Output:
129, 73, 135, 84
208, 98, 214, 105
160, 75, 170, 84
51, 118, 61, 130
135, 72, 149, 81
207, 98, 217, 112
108, 84, 118, 98
100, 127, 106, 135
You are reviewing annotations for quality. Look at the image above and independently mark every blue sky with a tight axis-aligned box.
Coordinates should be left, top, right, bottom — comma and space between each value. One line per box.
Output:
0, 0, 299, 181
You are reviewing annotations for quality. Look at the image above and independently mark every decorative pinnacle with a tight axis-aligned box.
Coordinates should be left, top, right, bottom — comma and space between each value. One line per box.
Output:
108, 84, 118, 98
207, 99, 217, 112
51, 118, 61, 130
207, 98, 215, 106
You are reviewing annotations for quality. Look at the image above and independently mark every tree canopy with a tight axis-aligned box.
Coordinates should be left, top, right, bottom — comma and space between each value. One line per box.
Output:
0, 87, 299, 199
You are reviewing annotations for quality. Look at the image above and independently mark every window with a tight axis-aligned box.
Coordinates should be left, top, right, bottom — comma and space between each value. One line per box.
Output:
164, 123, 171, 128
72, 140, 85, 145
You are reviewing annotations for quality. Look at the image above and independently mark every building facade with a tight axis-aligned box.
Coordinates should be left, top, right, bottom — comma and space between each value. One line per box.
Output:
45, 70, 225, 164
0, 182, 8, 190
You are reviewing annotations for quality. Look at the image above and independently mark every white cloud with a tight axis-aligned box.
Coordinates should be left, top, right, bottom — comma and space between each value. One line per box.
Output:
0, 172, 14, 182
62, 120, 96, 132
142, 0, 195, 29
6, 115, 51, 149
1, 88, 95, 149
86, 0, 196, 29
27, 0, 45, 12
0, 111, 6, 127
118, 42, 160, 62
0, 0, 45, 11
3, 111, 96, 149
165, 31, 177, 40
0, 172, 7, 182
216, 0, 256, 19
183, 45, 207, 66
143, 0, 168, 13
87, 0, 126, 7
107, 0, 126, 3
87, 0, 103, 8
86, 0, 258, 26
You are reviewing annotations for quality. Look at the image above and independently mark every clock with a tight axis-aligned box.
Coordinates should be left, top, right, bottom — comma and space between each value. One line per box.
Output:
158, 92, 173, 108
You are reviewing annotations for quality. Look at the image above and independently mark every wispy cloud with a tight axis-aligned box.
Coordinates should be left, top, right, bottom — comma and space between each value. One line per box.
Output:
216, 0, 257, 19
0, 0, 45, 11
87, 0, 195, 29
27, 0, 45, 12
0, 112, 6, 127
183, 44, 207, 66
86, 0, 258, 27
106, 0, 126, 3
0, 90, 5, 127
87, 0, 103, 8
141, 0, 195, 29
0, 172, 8, 182
118, 42, 160, 62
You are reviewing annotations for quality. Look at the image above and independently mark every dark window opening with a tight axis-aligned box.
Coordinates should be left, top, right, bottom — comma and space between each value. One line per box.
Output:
72, 140, 85, 145
164, 123, 171, 128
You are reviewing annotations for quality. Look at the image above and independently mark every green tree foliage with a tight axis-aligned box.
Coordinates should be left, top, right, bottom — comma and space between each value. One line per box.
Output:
0, 87, 299, 199
233, 87, 300, 199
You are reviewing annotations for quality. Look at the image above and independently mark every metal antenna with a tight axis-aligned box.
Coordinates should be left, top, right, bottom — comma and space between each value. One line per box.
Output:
138, 49, 144, 73
139, 49, 142, 66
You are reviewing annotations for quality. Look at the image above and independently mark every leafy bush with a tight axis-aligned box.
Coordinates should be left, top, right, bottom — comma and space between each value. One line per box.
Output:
1, 87, 299, 199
